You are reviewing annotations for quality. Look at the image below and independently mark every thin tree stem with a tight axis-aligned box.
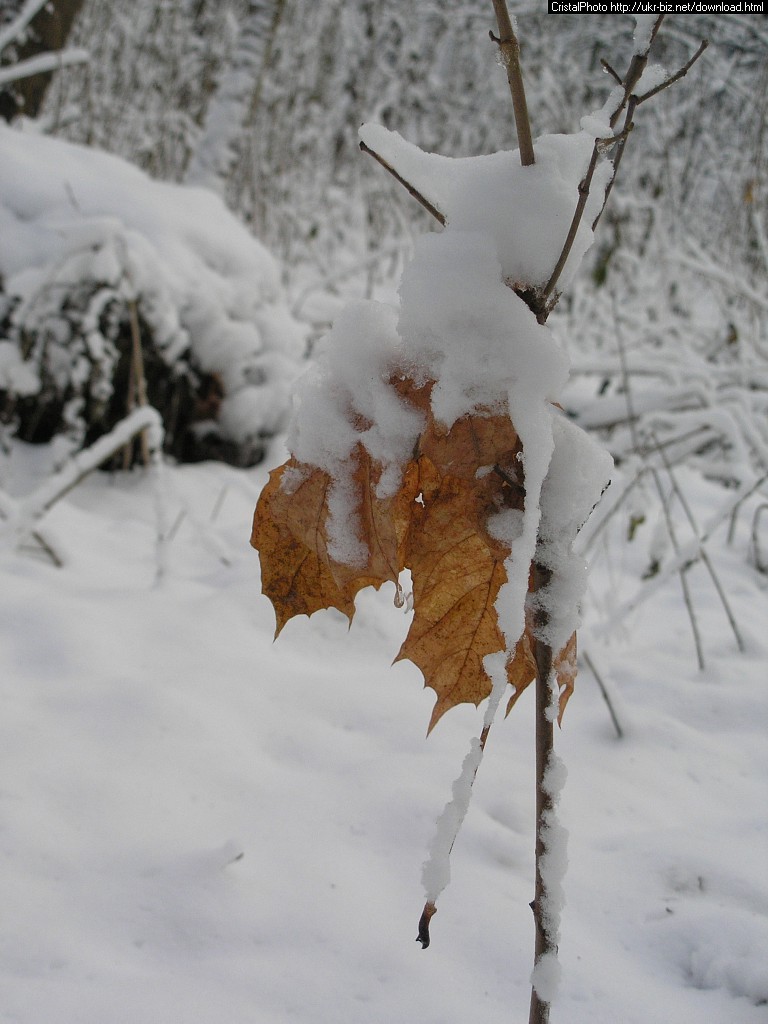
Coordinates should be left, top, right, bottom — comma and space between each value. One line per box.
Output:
359, 140, 446, 225
651, 431, 745, 653
540, 145, 600, 312
491, 0, 534, 166
613, 297, 705, 670
127, 298, 151, 467
582, 650, 624, 739
636, 39, 708, 106
529, 562, 555, 1024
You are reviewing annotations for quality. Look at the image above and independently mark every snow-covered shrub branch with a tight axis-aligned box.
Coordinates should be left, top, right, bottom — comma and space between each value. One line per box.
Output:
0, 0, 50, 54
0, 123, 306, 465
0, 47, 88, 88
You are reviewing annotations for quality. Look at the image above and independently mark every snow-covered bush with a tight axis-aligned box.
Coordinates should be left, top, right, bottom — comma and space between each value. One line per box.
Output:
0, 122, 306, 465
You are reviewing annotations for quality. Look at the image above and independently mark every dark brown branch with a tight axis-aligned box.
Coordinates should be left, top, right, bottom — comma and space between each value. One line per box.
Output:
359, 140, 446, 226
416, 901, 437, 949
490, 0, 535, 166
540, 17, 707, 315
415, 720, 493, 950
636, 39, 709, 106
539, 146, 600, 317
592, 95, 638, 233
528, 562, 555, 1024
600, 58, 622, 86
582, 651, 624, 740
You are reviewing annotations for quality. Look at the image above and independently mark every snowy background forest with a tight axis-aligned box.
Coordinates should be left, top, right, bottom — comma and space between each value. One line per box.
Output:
1, 2, 767, 1022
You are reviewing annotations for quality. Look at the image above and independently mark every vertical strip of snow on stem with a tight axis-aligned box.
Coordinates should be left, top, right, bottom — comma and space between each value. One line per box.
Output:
632, 14, 660, 55
421, 736, 484, 904
420, 649, 510, 906
418, 314, 562, 912
534, 414, 614, 655
530, 744, 569, 1003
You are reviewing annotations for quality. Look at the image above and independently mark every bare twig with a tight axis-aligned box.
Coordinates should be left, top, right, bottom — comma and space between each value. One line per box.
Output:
751, 504, 768, 573
613, 298, 705, 669
541, 17, 707, 313
540, 146, 600, 316
600, 58, 623, 86
528, 563, 556, 1024
29, 528, 64, 568
595, 472, 768, 637
359, 140, 445, 226
582, 650, 624, 739
651, 431, 745, 653
490, 0, 534, 166
636, 40, 709, 106
593, 95, 638, 233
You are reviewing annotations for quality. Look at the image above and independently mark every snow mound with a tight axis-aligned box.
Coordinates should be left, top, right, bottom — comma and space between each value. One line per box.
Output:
0, 122, 306, 462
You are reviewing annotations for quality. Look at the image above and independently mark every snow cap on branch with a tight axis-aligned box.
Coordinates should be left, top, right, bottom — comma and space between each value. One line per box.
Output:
359, 123, 612, 293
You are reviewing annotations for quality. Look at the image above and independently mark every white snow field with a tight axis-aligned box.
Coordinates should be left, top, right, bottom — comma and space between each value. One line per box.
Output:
1, 439, 766, 1024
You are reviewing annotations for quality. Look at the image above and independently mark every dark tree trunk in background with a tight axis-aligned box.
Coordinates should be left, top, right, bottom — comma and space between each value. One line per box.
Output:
0, 0, 85, 121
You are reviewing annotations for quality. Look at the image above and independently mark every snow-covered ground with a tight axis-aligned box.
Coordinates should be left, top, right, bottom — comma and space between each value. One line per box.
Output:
1, 438, 766, 1024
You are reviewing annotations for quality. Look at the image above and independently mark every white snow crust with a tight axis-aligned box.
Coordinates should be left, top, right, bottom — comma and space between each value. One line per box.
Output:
632, 14, 659, 54
533, 414, 613, 653
531, 951, 563, 1004
636, 63, 669, 95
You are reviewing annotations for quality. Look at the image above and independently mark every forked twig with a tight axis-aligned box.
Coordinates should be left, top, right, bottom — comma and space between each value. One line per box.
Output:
636, 40, 709, 106
540, 17, 707, 315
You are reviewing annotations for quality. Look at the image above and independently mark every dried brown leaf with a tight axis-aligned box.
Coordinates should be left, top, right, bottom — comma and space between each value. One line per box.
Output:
328, 447, 418, 597
505, 627, 577, 722
554, 630, 577, 723
251, 380, 580, 731
250, 460, 356, 635
396, 461, 509, 732
420, 407, 522, 484
251, 447, 422, 636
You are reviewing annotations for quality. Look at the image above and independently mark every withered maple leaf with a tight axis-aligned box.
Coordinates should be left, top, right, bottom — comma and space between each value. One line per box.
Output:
251, 458, 356, 636
394, 458, 510, 731
251, 444, 415, 635
250, 385, 577, 730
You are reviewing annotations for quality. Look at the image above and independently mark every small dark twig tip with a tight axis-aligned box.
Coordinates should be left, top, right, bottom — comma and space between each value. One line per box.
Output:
416, 901, 437, 949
